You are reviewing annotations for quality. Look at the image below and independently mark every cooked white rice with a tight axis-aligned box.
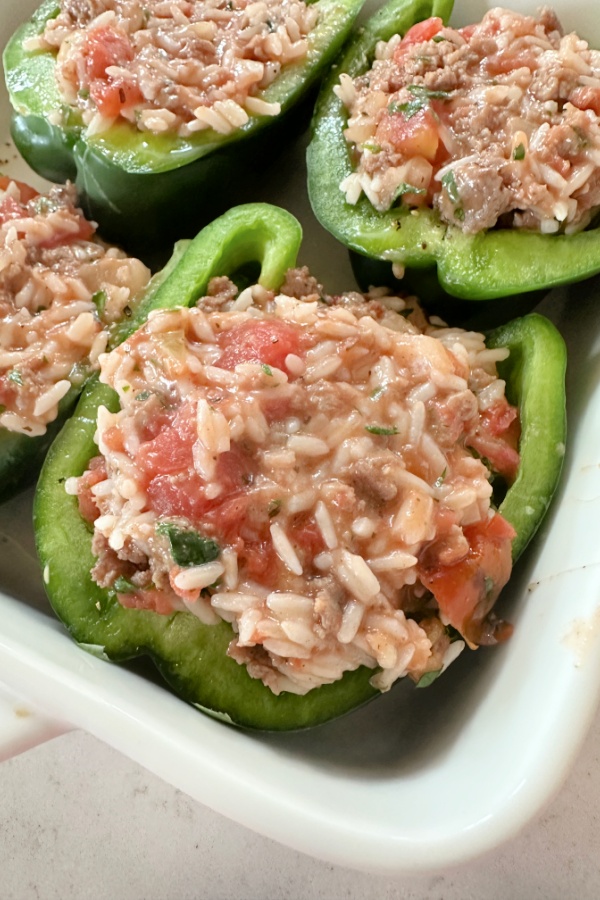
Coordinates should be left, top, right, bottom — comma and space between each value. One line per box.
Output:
0, 180, 150, 436
40, 0, 319, 138
70, 270, 518, 696
338, 6, 600, 234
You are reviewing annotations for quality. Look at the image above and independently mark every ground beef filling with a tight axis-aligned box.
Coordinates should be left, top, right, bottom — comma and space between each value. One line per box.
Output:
39, 0, 319, 138
0, 178, 150, 436
69, 272, 518, 695
338, 6, 600, 234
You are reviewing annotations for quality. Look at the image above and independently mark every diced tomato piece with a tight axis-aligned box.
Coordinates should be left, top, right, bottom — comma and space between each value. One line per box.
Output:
0, 196, 26, 226
147, 471, 210, 521
117, 588, 175, 615
83, 27, 133, 81
376, 107, 440, 162
393, 17, 444, 62
569, 87, 600, 116
0, 176, 39, 205
261, 395, 293, 423
143, 400, 254, 523
485, 50, 539, 76
216, 319, 306, 374
205, 493, 254, 542
137, 403, 196, 480
90, 78, 143, 118
76, 456, 107, 523
0, 375, 17, 409
39, 216, 95, 248
418, 512, 516, 645
288, 515, 326, 565
467, 399, 520, 483
458, 24, 477, 40
242, 540, 278, 580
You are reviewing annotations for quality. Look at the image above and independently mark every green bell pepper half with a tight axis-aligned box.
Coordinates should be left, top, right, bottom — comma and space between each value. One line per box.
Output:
5, 0, 365, 258
307, 0, 600, 300
33, 203, 566, 731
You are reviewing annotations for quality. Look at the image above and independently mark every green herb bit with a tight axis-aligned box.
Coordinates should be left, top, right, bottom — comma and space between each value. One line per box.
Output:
441, 170, 461, 205
121, 384, 130, 392
268, 499, 282, 518
432, 34, 447, 42
416, 669, 443, 688
78, 88, 90, 99
365, 425, 398, 436
113, 576, 138, 594
370, 386, 385, 399
392, 84, 450, 117
393, 182, 427, 204
91, 290, 107, 317
157, 522, 220, 568
363, 141, 382, 154
7, 370, 23, 386
406, 85, 450, 101
33, 196, 56, 216
261, 363, 273, 376
571, 125, 589, 149
441, 170, 465, 220
136, 390, 151, 402
389, 99, 422, 119
513, 143, 526, 161
434, 467, 447, 488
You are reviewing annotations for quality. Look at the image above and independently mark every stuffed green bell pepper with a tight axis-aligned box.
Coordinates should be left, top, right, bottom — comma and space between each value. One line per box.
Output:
4, 0, 365, 257
34, 202, 566, 731
0, 174, 167, 504
307, 0, 600, 300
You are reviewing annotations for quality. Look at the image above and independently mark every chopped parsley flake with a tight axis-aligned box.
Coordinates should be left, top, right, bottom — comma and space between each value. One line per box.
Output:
268, 499, 282, 517
365, 425, 398, 435
261, 363, 273, 376
390, 84, 450, 119
157, 522, 220, 568
441, 170, 464, 221
393, 182, 427, 204
113, 576, 138, 594
92, 290, 107, 317
513, 143, 526, 161
434, 468, 447, 488
416, 669, 443, 688
7, 370, 23, 386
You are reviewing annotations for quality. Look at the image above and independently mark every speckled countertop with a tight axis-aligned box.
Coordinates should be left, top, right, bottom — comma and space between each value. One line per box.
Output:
1, 713, 599, 900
